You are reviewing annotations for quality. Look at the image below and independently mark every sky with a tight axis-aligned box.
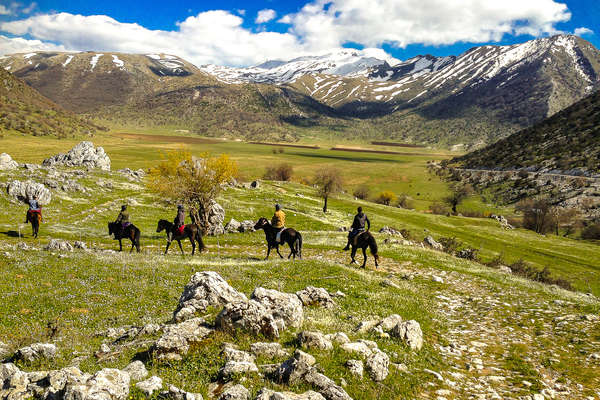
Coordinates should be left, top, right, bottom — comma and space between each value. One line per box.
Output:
0, 0, 598, 67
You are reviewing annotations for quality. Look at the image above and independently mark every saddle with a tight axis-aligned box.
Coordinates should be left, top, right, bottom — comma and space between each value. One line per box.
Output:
352, 230, 367, 246
176, 225, 186, 235
27, 209, 42, 221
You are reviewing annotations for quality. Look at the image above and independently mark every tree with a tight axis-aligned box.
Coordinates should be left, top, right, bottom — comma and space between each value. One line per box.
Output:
353, 184, 370, 200
374, 191, 397, 206
516, 198, 553, 234
147, 150, 238, 232
314, 168, 343, 213
444, 183, 473, 214
264, 163, 293, 181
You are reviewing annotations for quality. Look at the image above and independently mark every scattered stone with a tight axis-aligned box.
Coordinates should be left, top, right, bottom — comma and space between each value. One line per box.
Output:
391, 363, 408, 372
353, 320, 379, 333
391, 320, 423, 350
117, 168, 145, 181
224, 218, 242, 233
274, 350, 316, 385
6, 179, 52, 205
340, 342, 373, 358
136, 376, 163, 396
365, 349, 389, 382
173, 271, 247, 322
159, 384, 203, 400
44, 239, 74, 252
380, 279, 401, 289
64, 368, 129, 400
43, 141, 111, 170
255, 388, 325, 400
0, 153, 18, 170
379, 226, 404, 237
0, 341, 10, 360
123, 361, 148, 381
498, 265, 512, 274
206, 200, 225, 236
345, 360, 363, 378
216, 300, 280, 338
219, 361, 259, 380
223, 346, 255, 363
296, 287, 336, 308
73, 241, 88, 250
15, 343, 57, 362
456, 248, 477, 260
324, 332, 350, 345
218, 384, 250, 400
238, 220, 255, 233
377, 314, 403, 331
298, 331, 333, 351
251, 287, 304, 329
250, 342, 288, 359
153, 318, 213, 361
303, 369, 353, 400
424, 236, 443, 251
432, 275, 444, 283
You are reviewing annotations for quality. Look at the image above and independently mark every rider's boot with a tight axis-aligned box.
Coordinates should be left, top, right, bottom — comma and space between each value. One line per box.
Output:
343, 239, 350, 251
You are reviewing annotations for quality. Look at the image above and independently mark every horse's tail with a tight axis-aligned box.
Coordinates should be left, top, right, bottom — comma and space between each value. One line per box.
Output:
368, 234, 379, 260
295, 232, 303, 259
196, 229, 206, 252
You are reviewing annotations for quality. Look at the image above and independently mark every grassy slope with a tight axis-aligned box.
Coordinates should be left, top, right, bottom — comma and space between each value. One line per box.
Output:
0, 136, 599, 398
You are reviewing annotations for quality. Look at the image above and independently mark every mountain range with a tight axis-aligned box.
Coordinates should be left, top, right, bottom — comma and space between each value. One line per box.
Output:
1, 34, 599, 146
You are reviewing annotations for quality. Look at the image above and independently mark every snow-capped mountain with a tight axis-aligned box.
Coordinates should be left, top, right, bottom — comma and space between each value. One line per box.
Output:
200, 49, 392, 84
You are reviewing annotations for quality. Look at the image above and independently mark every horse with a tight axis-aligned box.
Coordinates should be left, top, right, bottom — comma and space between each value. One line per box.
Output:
108, 222, 141, 253
156, 219, 205, 255
26, 210, 42, 238
349, 231, 379, 269
254, 217, 302, 260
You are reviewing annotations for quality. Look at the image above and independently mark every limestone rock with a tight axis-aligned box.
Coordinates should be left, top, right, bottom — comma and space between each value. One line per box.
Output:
251, 287, 304, 329
206, 200, 225, 236
225, 218, 241, 233
218, 361, 259, 380
43, 141, 111, 171
340, 342, 373, 358
391, 320, 423, 350
173, 271, 247, 322
160, 385, 203, 400
295, 287, 335, 308
0, 341, 10, 360
123, 361, 148, 381
274, 350, 316, 385
324, 332, 349, 345
117, 168, 145, 181
379, 227, 403, 237
64, 368, 130, 400
250, 342, 288, 359
6, 180, 52, 205
136, 376, 163, 396
255, 388, 325, 400
345, 360, 363, 378
423, 236, 443, 251
15, 343, 57, 362
377, 314, 403, 331
44, 239, 74, 252
153, 318, 213, 361
218, 384, 250, 400
216, 300, 280, 338
223, 346, 255, 363
303, 369, 353, 400
0, 153, 18, 170
298, 331, 333, 351
238, 220, 256, 233
366, 349, 389, 382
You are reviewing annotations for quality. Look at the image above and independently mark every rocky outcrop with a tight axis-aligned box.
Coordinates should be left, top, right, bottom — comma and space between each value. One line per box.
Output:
159, 385, 203, 400
44, 239, 74, 252
117, 168, 145, 181
298, 331, 333, 351
250, 342, 288, 359
14, 343, 57, 362
295, 287, 336, 308
136, 376, 163, 396
345, 360, 363, 378
0, 153, 18, 170
224, 218, 242, 233
251, 287, 304, 329
6, 180, 51, 205
423, 236, 443, 251
153, 318, 213, 361
274, 350, 316, 385
123, 361, 148, 381
206, 200, 225, 236
379, 227, 403, 237
218, 384, 250, 400
173, 271, 247, 322
391, 320, 423, 350
365, 349, 389, 382
43, 141, 111, 170
255, 388, 325, 400
215, 301, 280, 338
64, 368, 130, 400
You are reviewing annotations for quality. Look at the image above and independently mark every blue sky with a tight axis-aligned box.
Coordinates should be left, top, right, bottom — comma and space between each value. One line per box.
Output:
0, 0, 598, 66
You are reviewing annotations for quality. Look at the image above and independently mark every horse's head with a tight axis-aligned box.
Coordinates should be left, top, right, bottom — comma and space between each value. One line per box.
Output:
254, 217, 268, 231
157, 219, 168, 233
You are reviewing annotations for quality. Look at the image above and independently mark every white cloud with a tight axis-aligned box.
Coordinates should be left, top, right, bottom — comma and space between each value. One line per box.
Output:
0, 34, 66, 54
235, 9, 246, 16
22, 2, 37, 14
0, 5, 12, 15
574, 27, 594, 36
255, 9, 276, 24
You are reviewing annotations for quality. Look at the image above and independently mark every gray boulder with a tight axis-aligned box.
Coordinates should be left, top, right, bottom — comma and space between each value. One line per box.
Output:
224, 218, 241, 233
216, 301, 280, 338
123, 361, 148, 381
303, 369, 353, 400
238, 220, 255, 233
43, 141, 111, 171
173, 271, 247, 322
153, 318, 213, 361
64, 368, 130, 400
15, 343, 57, 362
0, 153, 18, 170
218, 384, 250, 400
44, 239, 74, 252
295, 287, 335, 308
222, 346, 255, 363
274, 350, 316, 385
423, 236, 443, 251
345, 360, 363, 378
251, 287, 304, 330
379, 226, 403, 237
340, 342, 373, 358
250, 342, 288, 359
391, 320, 423, 350
365, 349, 389, 382
136, 376, 163, 396
117, 168, 145, 181
6, 180, 52, 205
255, 388, 325, 400
0, 341, 10, 360
298, 331, 333, 351
218, 361, 259, 381
159, 385, 203, 400
206, 200, 225, 236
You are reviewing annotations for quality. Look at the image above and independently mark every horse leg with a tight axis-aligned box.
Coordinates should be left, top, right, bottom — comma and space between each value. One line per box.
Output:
265, 245, 271, 260
118, 239, 123, 252
276, 245, 284, 259
165, 241, 171, 255
350, 246, 358, 264
177, 240, 184, 255
361, 247, 367, 269
189, 236, 196, 256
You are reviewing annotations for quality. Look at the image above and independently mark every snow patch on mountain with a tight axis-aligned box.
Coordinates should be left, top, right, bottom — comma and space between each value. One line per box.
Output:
90, 54, 103, 71
63, 55, 74, 67
112, 55, 125, 69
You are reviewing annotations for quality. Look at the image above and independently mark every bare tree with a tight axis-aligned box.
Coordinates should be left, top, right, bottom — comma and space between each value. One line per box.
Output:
444, 183, 473, 214
314, 168, 343, 213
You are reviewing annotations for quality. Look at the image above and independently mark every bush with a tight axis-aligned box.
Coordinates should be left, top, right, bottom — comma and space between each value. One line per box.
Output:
438, 237, 462, 255
516, 198, 553, 234
353, 185, 370, 200
400, 229, 412, 240
374, 191, 397, 206
264, 163, 293, 181
396, 193, 415, 209
460, 209, 485, 218
429, 202, 451, 215
582, 223, 600, 240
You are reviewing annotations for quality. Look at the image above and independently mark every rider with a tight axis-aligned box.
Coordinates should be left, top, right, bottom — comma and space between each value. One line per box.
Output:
114, 205, 130, 235
25, 195, 41, 223
174, 204, 186, 234
271, 204, 286, 243
343, 206, 370, 250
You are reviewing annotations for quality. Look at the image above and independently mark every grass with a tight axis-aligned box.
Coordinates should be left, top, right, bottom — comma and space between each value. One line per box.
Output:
0, 133, 599, 398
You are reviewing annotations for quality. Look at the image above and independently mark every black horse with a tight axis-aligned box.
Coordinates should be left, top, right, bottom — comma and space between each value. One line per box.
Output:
108, 222, 141, 252
254, 217, 302, 260
349, 231, 379, 269
26, 210, 42, 238
156, 219, 205, 255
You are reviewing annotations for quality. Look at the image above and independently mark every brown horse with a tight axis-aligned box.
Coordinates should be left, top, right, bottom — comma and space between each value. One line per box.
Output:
108, 222, 141, 252
156, 219, 205, 255
254, 217, 302, 260
26, 210, 42, 238
350, 231, 379, 268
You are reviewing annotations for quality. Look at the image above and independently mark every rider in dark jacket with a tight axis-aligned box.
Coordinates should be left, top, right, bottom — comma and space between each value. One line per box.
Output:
114, 205, 130, 235
174, 205, 185, 231
343, 206, 370, 250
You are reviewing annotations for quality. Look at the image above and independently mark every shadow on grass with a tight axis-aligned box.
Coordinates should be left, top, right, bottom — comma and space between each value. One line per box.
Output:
0, 230, 23, 238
